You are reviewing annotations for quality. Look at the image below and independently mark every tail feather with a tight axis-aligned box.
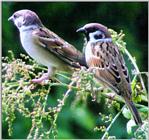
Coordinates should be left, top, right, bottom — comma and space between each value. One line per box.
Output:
124, 97, 142, 126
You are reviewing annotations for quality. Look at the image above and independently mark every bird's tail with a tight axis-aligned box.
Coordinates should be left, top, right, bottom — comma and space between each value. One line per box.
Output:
124, 97, 142, 126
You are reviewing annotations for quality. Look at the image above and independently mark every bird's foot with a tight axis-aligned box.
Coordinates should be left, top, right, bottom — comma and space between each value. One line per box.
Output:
31, 67, 56, 85
31, 73, 50, 85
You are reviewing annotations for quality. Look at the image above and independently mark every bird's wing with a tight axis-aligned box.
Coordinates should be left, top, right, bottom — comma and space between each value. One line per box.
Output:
32, 27, 86, 68
88, 41, 131, 96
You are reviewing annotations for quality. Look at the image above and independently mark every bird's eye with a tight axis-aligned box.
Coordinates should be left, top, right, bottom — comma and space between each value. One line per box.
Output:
13, 14, 17, 19
94, 34, 103, 39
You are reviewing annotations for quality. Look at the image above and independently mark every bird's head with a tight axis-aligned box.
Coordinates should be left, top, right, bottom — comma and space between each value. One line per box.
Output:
8, 9, 43, 31
76, 23, 112, 42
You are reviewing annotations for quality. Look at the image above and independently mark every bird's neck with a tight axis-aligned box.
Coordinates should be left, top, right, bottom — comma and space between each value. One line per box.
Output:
19, 24, 39, 33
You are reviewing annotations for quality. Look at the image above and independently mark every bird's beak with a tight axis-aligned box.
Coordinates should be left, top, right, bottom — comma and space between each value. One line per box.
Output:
76, 27, 86, 33
8, 16, 13, 22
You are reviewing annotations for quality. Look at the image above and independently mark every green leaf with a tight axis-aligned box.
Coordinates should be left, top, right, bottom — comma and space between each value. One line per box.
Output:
122, 107, 131, 119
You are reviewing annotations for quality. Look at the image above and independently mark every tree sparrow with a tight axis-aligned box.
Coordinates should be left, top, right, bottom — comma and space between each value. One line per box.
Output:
77, 23, 142, 125
8, 9, 86, 83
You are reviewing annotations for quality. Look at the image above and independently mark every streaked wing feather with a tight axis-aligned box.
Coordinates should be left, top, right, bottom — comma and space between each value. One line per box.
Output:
89, 41, 131, 93
32, 27, 84, 68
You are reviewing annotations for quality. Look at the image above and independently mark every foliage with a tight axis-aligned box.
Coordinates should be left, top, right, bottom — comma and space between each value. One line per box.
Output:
2, 29, 148, 139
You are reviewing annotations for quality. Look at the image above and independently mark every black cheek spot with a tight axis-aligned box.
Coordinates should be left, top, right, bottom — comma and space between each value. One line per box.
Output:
94, 34, 103, 39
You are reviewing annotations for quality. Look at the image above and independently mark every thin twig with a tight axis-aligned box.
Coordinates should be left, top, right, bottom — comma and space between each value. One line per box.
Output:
50, 82, 78, 91
101, 105, 125, 139
101, 92, 148, 106
133, 72, 148, 77
48, 76, 79, 135
55, 73, 72, 80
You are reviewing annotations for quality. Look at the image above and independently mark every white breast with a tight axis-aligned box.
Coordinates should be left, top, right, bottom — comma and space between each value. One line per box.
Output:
85, 42, 93, 64
19, 29, 63, 68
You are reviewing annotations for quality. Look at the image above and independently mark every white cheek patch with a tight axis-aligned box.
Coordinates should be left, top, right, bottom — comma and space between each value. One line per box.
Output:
89, 30, 112, 43
89, 30, 103, 42
14, 16, 24, 28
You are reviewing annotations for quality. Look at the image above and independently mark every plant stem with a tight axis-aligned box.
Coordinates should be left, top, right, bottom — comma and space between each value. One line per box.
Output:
119, 43, 147, 93
101, 105, 125, 139
50, 82, 78, 91
101, 92, 148, 106
48, 76, 79, 136
56, 73, 71, 80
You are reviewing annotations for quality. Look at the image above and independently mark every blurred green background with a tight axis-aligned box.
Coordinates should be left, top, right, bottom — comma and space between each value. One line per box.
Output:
2, 2, 148, 139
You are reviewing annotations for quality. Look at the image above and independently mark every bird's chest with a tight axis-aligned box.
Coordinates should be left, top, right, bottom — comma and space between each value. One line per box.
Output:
85, 42, 103, 66
85, 43, 94, 63
20, 31, 37, 55
19, 31, 61, 68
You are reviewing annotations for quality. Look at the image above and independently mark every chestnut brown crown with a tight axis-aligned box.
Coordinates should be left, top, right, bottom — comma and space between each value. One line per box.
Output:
76, 23, 111, 41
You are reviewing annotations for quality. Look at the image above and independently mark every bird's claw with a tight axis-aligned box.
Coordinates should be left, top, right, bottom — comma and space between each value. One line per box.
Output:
31, 73, 50, 85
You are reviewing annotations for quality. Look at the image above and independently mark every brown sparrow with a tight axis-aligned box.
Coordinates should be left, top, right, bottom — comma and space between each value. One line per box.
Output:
77, 23, 142, 125
8, 9, 86, 83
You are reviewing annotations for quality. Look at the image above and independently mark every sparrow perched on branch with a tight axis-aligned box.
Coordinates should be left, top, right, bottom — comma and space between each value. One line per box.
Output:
77, 23, 142, 125
8, 9, 86, 83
